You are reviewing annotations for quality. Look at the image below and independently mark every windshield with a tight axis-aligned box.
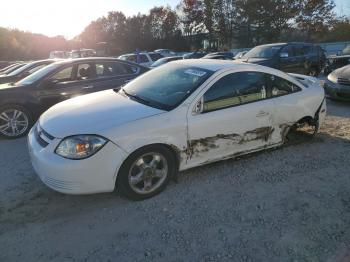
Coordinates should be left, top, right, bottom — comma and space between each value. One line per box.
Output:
16, 63, 60, 85
120, 63, 213, 110
7, 62, 39, 76
243, 45, 283, 59
3, 63, 25, 74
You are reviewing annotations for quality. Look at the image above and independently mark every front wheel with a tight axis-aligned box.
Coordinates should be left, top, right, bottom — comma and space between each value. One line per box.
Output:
117, 145, 177, 200
0, 105, 33, 139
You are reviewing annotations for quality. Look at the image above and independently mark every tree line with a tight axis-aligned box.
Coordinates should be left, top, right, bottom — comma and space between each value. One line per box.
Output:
0, 0, 350, 60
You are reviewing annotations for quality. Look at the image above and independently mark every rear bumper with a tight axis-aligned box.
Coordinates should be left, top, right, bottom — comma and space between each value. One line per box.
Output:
324, 80, 350, 101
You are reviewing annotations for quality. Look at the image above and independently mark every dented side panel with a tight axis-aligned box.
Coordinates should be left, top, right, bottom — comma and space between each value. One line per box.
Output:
270, 81, 326, 138
186, 98, 278, 168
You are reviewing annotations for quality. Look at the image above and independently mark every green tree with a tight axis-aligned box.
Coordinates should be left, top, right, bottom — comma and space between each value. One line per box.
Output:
296, 0, 336, 41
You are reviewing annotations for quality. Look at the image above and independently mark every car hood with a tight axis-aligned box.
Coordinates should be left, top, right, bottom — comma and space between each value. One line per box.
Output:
40, 90, 166, 138
0, 75, 15, 84
334, 65, 350, 78
0, 82, 23, 90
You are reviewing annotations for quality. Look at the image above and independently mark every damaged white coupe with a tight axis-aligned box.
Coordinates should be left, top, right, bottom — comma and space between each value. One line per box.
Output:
28, 60, 326, 200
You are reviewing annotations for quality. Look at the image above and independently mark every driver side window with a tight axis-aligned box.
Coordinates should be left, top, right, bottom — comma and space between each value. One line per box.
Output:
203, 72, 267, 112
50, 66, 74, 82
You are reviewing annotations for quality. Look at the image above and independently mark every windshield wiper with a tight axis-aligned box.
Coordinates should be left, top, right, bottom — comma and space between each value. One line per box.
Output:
120, 88, 169, 111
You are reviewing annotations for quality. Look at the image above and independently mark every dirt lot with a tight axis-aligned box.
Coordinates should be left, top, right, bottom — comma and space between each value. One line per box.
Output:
0, 100, 350, 262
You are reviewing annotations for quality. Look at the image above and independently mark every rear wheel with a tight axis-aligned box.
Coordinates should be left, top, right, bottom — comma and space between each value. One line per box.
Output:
0, 105, 33, 139
117, 145, 177, 200
284, 119, 317, 146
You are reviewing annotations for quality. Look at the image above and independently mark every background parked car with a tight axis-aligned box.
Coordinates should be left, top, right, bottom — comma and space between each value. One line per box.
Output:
234, 51, 248, 60
0, 58, 148, 138
183, 52, 207, 59
203, 52, 234, 60
150, 56, 183, 68
69, 49, 96, 58
49, 51, 70, 59
324, 64, 350, 101
0, 62, 27, 75
202, 54, 233, 60
154, 49, 177, 57
0, 59, 57, 84
323, 45, 350, 75
237, 42, 326, 76
118, 52, 164, 67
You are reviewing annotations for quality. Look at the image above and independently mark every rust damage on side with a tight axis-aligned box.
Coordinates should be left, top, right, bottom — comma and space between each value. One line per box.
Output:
184, 126, 275, 160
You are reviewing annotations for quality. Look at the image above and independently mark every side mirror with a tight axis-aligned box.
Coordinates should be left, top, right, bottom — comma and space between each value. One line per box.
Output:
280, 52, 289, 58
193, 97, 204, 115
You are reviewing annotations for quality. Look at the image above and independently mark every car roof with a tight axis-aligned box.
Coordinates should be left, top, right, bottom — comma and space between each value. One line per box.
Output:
54, 57, 131, 64
171, 59, 301, 76
120, 52, 158, 56
51, 57, 147, 69
171, 59, 258, 71
255, 42, 315, 48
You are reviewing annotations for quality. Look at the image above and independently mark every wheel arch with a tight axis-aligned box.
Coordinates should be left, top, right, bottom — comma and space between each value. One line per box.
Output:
115, 142, 182, 186
119, 143, 181, 171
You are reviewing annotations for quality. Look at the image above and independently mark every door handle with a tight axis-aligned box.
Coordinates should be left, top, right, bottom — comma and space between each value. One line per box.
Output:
82, 85, 94, 89
256, 111, 269, 117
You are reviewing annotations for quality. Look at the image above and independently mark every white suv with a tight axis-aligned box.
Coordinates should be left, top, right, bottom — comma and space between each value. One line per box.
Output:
118, 52, 163, 67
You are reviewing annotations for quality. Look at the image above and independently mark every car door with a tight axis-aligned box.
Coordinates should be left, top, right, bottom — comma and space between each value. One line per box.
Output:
90, 61, 141, 92
186, 71, 277, 167
36, 63, 95, 111
279, 45, 299, 73
293, 44, 308, 74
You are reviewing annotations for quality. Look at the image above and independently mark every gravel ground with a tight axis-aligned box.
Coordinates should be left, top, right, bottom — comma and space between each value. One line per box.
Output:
0, 99, 350, 262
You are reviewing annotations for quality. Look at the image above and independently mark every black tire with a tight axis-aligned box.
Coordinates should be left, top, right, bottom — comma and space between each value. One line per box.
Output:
116, 145, 177, 201
0, 105, 33, 139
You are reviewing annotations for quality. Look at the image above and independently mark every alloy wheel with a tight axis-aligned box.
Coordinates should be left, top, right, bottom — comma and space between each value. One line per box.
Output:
128, 152, 168, 195
0, 109, 29, 137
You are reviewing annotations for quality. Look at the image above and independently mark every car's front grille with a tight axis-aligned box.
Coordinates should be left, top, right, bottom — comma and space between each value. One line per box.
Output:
34, 123, 54, 148
338, 78, 350, 86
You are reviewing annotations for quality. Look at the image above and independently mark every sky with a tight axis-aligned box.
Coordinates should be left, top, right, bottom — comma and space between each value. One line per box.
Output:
0, 0, 349, 39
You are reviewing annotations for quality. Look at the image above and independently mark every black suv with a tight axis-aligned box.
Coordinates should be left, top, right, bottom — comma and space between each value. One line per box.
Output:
0, 58, 148, 139
237, 43, 326, 76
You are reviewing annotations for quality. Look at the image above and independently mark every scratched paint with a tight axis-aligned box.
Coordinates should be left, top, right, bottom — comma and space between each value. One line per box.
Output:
186, 126, 275, 159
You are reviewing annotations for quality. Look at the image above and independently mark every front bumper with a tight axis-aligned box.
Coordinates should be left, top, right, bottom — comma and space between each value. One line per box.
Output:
324, 79, 350, 101
27, 126, 128, 195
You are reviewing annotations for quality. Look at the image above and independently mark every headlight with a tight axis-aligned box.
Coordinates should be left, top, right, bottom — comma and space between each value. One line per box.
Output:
55, 135, 107, 160
327, 73, 337, 83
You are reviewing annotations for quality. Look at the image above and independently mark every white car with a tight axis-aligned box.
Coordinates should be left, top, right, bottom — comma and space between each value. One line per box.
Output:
118, 52, 163, 67
28, 60, 326, 200
154, 49, 177, 57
